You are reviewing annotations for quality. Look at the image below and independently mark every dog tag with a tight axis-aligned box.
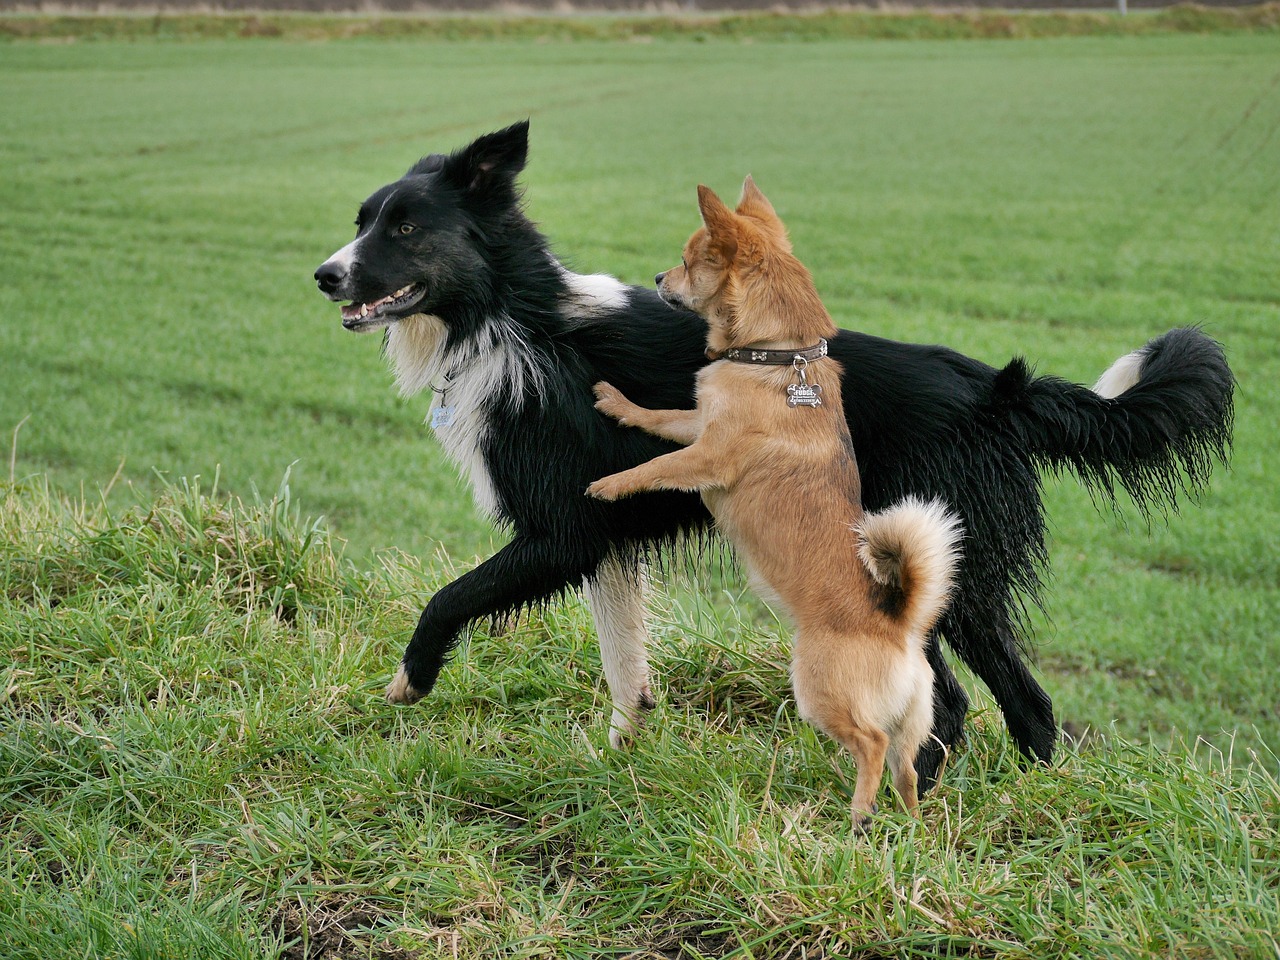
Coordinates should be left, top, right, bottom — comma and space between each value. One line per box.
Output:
787, 382, 823, 407
431, 404, 455, 429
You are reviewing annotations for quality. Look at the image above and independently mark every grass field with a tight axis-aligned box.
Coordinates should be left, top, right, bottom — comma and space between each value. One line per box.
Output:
2, 23, 1279, 958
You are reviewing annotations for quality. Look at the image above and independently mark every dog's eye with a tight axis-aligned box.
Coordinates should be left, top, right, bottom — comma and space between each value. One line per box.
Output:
398, 223, 416, 236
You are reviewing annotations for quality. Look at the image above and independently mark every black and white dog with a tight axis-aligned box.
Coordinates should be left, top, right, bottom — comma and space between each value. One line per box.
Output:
314, 121, 1233, 792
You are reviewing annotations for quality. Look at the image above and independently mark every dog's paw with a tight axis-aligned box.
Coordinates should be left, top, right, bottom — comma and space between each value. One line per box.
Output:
586, 475, 627, 501
593, 382, 633, 425
608, 717, 637, 751
385, 664, 424, 705
850, 801, 879, 834
607, 685, 657, 750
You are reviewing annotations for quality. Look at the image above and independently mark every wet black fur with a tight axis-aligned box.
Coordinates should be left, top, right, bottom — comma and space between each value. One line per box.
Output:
316, 121, 1234, 793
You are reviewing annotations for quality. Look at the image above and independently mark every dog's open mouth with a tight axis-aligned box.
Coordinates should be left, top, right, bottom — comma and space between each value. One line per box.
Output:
340, 284, 426, 330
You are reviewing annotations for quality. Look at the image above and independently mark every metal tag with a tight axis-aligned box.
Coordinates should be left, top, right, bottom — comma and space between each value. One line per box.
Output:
787, 382, 823, 407
431, 404, 455, 429
788, 355, 823, 407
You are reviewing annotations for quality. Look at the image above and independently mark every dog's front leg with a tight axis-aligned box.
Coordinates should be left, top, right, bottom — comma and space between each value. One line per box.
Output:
583, 553, 655, 749
594, 382, 703, 447
585, 445, 722, 502
387, 535, 604, 705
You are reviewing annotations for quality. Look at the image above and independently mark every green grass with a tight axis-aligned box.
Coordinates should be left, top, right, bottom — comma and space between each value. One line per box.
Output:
3, 477, 1278, 958
1, 28, 1279, 957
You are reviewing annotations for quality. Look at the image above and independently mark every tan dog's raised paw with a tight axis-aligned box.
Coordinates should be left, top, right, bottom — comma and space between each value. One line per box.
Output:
593, 381, 637, 426
586, 473, 631, 501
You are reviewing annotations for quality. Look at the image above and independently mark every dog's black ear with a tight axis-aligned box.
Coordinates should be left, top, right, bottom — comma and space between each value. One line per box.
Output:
406, 153, 447, 178
440, 120, 530, 199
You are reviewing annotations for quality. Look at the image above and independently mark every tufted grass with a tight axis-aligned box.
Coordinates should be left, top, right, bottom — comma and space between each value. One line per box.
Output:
2, 477, 1277, 958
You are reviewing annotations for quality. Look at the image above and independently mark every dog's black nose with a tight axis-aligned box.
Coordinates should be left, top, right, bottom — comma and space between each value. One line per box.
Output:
654, 272, 665, 287
314, 261, 345, 295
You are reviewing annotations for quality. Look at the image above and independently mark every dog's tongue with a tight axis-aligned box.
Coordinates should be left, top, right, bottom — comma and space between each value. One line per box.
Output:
341, 303, 365, 322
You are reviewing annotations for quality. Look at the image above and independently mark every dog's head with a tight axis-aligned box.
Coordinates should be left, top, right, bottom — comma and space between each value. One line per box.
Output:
656, 177, 829, 354
314, 121, 529, 332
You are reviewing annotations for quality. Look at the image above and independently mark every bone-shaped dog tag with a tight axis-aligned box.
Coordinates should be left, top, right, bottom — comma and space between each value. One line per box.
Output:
787, 382, 823, 407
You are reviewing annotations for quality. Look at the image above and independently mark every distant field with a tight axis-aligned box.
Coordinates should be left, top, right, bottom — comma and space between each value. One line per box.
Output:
2, 28, 1278, 746
3, 5, 1280, 41
1, 30, 1278, 958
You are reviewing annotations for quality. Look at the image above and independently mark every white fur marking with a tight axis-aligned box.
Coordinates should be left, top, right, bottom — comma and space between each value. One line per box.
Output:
557, 264, 631, 318
375, 189, 397, 223
385, 314, 448, 399
1092, 348, 1147, 399
327, 237, 360, 274
383, 312, 548, 519
583, 555, 653, 749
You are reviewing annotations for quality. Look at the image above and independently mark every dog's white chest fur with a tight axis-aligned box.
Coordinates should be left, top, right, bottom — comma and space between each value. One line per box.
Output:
384, 313, 545, 520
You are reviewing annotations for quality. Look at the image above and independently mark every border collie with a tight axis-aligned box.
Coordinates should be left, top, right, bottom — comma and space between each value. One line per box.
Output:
314, 121, 1233, 793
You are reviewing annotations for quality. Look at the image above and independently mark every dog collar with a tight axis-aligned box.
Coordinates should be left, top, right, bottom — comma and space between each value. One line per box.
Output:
706, 338, 828, 365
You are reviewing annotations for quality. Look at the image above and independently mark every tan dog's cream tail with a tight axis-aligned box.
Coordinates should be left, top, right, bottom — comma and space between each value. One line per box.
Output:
857, 496, 964, 641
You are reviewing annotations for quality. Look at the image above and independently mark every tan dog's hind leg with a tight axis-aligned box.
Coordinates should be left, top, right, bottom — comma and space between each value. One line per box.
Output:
829, 719, 890, 829
593, 382, 703, 446
798, 691, 889, 827
888, 683, 934, 816
890, 749, 920, 817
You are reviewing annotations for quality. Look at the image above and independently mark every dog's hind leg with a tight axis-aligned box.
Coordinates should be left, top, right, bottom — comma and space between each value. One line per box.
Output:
945, 609, 1057, 764
831, 718, 890, 830
793, 671, 889, 829
583, 553, 656, 749
888, 683, 934, 817
915, 630, 968, 797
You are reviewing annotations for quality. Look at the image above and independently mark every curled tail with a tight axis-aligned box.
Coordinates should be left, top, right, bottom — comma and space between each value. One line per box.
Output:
857, 496, 965, 641
992, 326, 1234, 512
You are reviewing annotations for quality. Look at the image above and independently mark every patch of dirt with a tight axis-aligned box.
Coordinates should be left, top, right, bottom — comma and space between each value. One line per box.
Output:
271, 902, 423, 960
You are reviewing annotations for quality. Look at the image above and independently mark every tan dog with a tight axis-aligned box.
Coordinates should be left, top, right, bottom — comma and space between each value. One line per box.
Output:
587, 179, 963, 824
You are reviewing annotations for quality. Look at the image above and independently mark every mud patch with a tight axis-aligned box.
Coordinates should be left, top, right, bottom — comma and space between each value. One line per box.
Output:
271, 901, 422, 960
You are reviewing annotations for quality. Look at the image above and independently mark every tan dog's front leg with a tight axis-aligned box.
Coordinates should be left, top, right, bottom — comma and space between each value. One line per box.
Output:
587, 446, 721, 502
594, 382, 702, 447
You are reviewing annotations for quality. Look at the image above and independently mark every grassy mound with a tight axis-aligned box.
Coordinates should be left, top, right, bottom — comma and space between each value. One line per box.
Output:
2, 478, 1276, 958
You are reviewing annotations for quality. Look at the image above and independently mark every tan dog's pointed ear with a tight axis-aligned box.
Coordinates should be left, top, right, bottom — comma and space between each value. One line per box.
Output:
735, 175, 789, 251
736, 175, 778, 221
697, 184, 738, 261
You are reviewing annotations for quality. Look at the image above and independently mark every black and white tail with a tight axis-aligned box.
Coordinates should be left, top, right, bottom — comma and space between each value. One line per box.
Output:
997, 326, 1234, 510
858, 496, 965, 641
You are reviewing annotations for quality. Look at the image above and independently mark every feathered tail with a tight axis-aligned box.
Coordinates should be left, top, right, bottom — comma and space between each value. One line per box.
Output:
991, 326, 1234, 511
858, 496, 965, 642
